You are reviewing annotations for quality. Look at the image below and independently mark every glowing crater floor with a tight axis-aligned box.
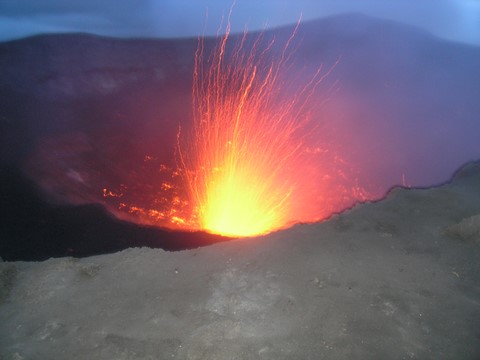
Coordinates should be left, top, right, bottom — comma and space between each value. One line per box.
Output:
1, 162, 479, 360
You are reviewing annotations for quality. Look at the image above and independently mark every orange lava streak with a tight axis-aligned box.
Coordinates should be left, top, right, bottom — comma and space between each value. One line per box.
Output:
179, 19, 330, 237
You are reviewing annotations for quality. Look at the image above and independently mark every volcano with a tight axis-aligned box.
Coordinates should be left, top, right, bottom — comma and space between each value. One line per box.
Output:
1, 12, 480, 359
0, 13, 480, 255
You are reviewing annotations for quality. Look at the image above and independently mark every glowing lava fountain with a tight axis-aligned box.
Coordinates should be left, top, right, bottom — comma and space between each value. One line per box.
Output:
179, 22, 334, 237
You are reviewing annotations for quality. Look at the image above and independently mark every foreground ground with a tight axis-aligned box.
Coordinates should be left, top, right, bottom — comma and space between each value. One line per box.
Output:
1, 162, 479, 359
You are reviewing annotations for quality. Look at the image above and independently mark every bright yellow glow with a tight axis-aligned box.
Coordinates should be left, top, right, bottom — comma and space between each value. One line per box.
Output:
199, 154, 293, 237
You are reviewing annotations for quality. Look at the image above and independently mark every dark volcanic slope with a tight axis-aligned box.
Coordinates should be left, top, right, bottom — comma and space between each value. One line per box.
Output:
0, 33, 196, 165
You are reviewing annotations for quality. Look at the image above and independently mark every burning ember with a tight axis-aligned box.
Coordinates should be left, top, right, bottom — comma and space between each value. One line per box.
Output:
178, 21, 334, 237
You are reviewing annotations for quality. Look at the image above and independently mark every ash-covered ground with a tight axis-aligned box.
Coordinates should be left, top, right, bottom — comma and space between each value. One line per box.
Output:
1, 162, 479, 359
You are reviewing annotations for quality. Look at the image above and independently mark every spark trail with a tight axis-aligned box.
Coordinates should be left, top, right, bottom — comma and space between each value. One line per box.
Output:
179, 18, 336, 237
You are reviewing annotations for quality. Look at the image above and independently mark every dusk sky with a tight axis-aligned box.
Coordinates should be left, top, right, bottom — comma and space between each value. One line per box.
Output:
0, 0, 479, 45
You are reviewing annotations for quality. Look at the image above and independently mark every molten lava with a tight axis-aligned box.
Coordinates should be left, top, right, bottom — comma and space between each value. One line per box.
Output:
178, 22, 334, 237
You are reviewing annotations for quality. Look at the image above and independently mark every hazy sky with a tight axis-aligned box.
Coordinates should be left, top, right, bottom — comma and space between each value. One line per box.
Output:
0, 0, 479, 44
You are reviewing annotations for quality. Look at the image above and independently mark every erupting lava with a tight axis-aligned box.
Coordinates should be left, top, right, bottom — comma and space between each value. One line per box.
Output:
26, 16, 371, 238
178, 20, 333, 237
